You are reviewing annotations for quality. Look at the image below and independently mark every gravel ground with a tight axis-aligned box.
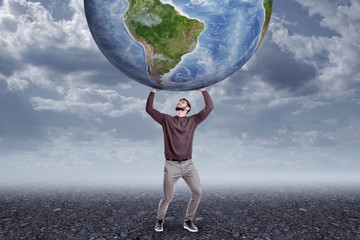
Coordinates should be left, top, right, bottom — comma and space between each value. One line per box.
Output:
0, 183, 360, 240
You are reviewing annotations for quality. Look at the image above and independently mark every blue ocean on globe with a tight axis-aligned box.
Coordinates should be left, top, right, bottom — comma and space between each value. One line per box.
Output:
84, 0, 272, 91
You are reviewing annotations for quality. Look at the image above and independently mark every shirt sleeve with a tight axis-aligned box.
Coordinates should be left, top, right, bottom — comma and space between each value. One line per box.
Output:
193, 90, 214, 124
146, 92, 165, 125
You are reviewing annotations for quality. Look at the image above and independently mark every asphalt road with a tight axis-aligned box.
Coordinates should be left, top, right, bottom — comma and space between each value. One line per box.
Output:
1, 183, 359, 239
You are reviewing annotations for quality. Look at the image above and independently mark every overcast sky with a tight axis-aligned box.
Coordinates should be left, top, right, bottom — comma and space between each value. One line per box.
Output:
0, 0, 359, 186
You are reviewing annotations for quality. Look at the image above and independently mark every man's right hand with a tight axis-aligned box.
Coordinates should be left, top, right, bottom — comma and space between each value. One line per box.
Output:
151, 88, 161, 93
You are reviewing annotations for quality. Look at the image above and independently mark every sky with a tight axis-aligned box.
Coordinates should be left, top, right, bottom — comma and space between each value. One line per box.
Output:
0, 0, 359, 186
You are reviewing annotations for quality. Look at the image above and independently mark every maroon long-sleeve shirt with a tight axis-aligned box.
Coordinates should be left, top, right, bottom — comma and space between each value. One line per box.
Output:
146, 91, 214, 160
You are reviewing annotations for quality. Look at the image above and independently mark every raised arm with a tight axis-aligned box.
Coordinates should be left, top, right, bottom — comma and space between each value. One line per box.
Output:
194, 88, 214, 124
146, 88, 165, 125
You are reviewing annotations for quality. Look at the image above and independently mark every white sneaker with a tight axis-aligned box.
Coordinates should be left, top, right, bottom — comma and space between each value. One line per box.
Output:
183, 220, 198, 232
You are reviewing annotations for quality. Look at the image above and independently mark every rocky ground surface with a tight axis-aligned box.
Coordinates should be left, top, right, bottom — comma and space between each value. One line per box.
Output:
0, 183, 360, 239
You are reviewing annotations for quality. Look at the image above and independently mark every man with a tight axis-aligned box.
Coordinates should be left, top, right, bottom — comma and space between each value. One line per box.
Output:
146, 87, 214, 233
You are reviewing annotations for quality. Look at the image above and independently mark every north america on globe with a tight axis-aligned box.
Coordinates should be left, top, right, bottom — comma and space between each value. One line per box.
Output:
84, 0, 273, 91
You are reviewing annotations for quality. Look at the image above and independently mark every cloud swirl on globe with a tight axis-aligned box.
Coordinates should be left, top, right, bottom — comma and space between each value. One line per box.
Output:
84, 0, 272, 91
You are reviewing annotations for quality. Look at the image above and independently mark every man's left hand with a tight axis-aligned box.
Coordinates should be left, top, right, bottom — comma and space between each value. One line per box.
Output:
196, 88, 206, 92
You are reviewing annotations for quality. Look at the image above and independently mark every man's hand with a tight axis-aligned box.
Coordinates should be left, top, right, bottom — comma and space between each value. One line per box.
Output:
196, 88, 206, 92
151, 88, 161, 93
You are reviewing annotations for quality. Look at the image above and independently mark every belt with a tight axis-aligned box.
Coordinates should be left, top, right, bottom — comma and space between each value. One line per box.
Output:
166, 158, 191, 162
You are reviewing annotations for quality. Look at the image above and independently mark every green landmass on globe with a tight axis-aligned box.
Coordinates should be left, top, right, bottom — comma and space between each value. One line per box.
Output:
124, 0, 205, 84
256, 0, 273, 51
85, 0, 273, 90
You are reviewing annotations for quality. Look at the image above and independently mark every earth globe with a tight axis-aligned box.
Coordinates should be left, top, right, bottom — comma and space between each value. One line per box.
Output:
84, 0, 272, 91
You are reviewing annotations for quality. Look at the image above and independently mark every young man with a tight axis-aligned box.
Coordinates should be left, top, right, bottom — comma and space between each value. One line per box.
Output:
146, 87, 214, 232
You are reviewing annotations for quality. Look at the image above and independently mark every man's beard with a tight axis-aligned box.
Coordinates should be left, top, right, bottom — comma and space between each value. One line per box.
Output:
175, 106, 186, 111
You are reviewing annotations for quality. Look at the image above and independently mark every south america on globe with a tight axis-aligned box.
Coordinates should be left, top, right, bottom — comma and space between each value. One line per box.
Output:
84, 0, 273, 91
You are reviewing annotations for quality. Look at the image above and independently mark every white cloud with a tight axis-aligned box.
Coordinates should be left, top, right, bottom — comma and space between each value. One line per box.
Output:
0, 127, 165, 184
31, 87, 146, 118
188, 0, 209, 6
323, 118, 338, 125
1, 0, 91, 50
6, 65, 65, 91
335, 118, 360, 145
187, 0, 216, 7
271, 0, 360, 101
0, 0, 99, 91
210, 76, 326, 116
297, 0, 359, 36
238, 128, 335, 149
131, 12, 162, 27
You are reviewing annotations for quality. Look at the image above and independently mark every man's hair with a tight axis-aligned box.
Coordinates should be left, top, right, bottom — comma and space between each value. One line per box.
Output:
180, 98, 191, 113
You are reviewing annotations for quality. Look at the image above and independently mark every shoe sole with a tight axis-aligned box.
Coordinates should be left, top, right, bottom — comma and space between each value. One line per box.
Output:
155, 228, 163, 232
183, 225, 198, 232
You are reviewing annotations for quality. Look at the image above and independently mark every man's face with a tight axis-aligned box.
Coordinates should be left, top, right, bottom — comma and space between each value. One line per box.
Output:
175, 100, 189, 113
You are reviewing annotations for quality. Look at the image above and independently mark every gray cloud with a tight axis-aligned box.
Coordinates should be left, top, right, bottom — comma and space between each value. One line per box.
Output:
0, 90, 40, 140
272, 0, 360, 102
28, 0, 74, 22
0, 0, 360, 184
1, 16, 18, 32
275, 0, 341, 38
238, 37, 318, 95
0, 48, 24, 76
0, 0, 133, 91
21, 46, 129, 86
201, 0, 360, 154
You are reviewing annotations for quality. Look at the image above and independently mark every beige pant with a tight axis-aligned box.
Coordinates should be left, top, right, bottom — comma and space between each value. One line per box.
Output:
157, 159, 202, 221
